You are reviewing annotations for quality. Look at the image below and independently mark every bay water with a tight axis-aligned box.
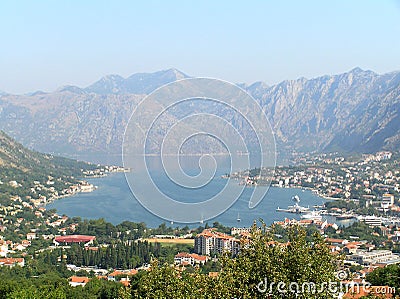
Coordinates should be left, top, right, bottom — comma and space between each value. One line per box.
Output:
48, 155, 335, 227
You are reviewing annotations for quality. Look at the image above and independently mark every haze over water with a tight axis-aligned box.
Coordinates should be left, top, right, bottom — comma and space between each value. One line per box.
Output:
48, 155, 332, 227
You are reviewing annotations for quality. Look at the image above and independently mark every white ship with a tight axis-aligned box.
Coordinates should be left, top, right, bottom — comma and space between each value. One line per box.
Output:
300, 211, 322, 221
276, 195, 309, 214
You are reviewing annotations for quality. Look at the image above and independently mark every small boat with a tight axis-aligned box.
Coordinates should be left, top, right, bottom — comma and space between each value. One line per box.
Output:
313, 204, 325, 209
292, 195, 300, 203
237, 213, 241, 222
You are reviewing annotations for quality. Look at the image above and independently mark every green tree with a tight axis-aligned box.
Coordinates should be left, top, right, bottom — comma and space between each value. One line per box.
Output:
366, 264, 400, 296
133, 222, 340, 298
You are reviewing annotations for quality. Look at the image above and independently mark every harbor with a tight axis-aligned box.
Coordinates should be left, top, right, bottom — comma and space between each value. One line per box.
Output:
276, 195, 310, 214
276, 194, 360, 223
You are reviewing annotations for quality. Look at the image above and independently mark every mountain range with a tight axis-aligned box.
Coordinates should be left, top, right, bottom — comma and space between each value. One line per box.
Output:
0, 68, 399, 159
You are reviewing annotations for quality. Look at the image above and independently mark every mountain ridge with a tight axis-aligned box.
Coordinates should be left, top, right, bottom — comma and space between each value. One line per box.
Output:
0, 68, 398, 156
0, 130, 96, 177
84, 68, 189, 95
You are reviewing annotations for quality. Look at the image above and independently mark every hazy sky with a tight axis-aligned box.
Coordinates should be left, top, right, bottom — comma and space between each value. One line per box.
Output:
1, 0, 400, 94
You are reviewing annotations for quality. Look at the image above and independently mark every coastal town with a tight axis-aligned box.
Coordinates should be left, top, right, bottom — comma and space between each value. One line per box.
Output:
0, 165, 128, 207
230, 151, 400, 222
1, 151, 400, 297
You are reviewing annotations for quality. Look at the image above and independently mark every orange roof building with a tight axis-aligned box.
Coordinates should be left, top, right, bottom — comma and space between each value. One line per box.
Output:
194, 229, 240, 256
174, 252, 209, 266
69, 276, 90, 287
54, 235, 95, 246
0, 258, 24, 267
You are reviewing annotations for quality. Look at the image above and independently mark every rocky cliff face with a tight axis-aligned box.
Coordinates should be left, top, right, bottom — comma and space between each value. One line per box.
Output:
0, 68, 399, 156
251, 68, 400, 153
0, 92, 142, 154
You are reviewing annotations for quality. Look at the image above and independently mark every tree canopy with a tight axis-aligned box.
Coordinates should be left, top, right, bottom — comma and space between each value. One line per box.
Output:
133, 223, 340, 299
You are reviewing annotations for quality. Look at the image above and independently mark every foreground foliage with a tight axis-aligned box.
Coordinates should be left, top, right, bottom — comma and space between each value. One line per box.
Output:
0, 223, 340, 298
134, 223, 340, 299
366, 264, 400, 296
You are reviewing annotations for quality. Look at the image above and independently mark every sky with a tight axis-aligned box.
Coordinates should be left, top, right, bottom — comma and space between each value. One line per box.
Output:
1, 0, 400, 94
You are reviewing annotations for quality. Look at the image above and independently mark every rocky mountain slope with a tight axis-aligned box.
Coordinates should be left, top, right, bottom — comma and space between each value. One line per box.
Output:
251, 67, 400, 152
85, 68, 188, 94
0, 130, 96, 179
0, 68, 399, 156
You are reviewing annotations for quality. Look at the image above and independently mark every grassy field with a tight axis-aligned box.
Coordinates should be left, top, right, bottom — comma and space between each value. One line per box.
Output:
143, 238, 194, 245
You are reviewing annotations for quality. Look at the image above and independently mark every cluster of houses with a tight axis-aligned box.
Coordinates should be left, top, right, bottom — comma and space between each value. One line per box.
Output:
274, 217, 339, 231
263, 151, 400, 202
3, 177, 96, 207
0, 234, 33, 257
1, 196, 69, 227
82, 165, 129, 177
67, 268, 140, 288
0, 233, 97, 264
0, 204, 82, 259
275, 218, 400, 298
51, 234, 142, 288
66, 263, 150, 288
189, 222, 399, 298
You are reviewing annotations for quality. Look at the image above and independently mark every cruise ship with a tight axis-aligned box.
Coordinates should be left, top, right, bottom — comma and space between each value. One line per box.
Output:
276, 203, 310, 214
276, 195, 309, 214
300, 211, 322, 221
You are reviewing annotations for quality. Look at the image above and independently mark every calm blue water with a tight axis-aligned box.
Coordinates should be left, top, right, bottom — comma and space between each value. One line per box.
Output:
48, 154, 332, 227
47, 155, 346, 227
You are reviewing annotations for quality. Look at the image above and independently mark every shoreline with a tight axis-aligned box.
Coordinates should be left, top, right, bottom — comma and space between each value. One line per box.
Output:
44, 169, 128, 206
46, 175, 333, 228
232, 177, 346, 202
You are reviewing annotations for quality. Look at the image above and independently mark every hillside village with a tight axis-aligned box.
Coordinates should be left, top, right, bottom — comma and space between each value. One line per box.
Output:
0, 151, 400, 297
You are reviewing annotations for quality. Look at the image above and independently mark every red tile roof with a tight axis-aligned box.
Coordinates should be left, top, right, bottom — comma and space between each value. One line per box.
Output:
325, 238, 345, 244
128, 269, 138, 275
109, 270, 123, 277
69, 276, 90, 284
175, 252, 208, 262
0, 258, 24, 265
55, 235, 95, 243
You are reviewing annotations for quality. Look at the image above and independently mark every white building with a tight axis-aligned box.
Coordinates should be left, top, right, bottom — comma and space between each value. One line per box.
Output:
358, 215, 382, 227
348, 250, 400, 265
26, 232, 36, 240
381, 193, 395, 209
0, 241, 8, 257
194, 229, 240, 256
231, 227, 251, 236
174, 252, 208, 266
